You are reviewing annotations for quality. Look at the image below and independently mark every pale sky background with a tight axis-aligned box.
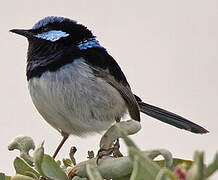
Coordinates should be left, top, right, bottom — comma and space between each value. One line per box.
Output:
1, 0, 218, 179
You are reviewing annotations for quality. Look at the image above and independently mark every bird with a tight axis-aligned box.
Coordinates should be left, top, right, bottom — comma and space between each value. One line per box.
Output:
10, 16, 208, 159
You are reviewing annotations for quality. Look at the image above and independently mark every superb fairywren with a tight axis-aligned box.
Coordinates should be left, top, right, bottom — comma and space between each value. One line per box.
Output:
10, 16, 208, 158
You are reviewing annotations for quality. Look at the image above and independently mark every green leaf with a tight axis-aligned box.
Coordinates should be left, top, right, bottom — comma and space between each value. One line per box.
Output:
10, 174, 36, 180
204, 151, 218, 178
33, 141, 44, 176
129, 147, 161, 180
5, 176, 11, 180
0, 173, 5, 180
113, 175, 131, 180
155, 168, 176, 180
56, 160, 61, 167
74, 156, 133, 179
71, 176, 87, 180
86, 163, 103, 180
117, 125, 161, 179
40, 154, 69, 180
33, 142, 68, 180
186, 151, 204, 180
8, 136, 35, 166
14, 157, 40, 179
62, 158, 73, 167
144, 149, 173, 168
130, 155, 149, 180
155, 158, 193, 170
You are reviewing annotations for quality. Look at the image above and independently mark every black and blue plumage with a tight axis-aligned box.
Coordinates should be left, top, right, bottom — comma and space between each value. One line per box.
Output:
10, 16, 208, 158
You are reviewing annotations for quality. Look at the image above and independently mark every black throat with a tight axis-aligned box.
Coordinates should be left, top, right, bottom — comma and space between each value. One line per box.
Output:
26, 39, 81, 80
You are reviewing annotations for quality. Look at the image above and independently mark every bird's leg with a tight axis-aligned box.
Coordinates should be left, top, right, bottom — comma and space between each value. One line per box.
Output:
113, 138, 123, 157
113, 117, 123, 157
52, 131, 69, 159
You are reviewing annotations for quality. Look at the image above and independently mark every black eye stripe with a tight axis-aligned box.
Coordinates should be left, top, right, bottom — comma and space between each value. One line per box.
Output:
43, 27, 49, 31
40, 26, 51, 32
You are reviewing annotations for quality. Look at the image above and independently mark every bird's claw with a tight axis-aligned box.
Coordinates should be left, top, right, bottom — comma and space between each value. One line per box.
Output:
96, 139, 123, 164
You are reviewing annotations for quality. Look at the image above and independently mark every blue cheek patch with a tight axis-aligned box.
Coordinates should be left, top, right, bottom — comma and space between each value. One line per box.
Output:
77, 38, 104, 50
34, 30, 69, 42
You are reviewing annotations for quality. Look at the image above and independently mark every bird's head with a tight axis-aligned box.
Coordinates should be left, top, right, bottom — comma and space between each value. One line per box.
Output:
10, 16, 102, 50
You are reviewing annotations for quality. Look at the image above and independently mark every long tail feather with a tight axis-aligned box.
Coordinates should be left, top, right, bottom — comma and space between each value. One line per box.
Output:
138, 101, 209, 134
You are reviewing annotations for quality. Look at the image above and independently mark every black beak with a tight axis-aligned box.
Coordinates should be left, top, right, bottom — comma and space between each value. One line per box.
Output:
10, 29, 33, 38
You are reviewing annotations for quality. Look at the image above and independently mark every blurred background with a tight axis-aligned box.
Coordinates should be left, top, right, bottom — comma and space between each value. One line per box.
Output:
1, 0, 217, 178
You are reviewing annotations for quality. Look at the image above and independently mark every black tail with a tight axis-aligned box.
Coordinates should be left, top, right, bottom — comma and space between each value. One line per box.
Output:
137, 101, 209, 134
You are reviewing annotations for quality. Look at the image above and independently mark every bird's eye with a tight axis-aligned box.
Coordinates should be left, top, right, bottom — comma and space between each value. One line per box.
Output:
42, 27, 50, 32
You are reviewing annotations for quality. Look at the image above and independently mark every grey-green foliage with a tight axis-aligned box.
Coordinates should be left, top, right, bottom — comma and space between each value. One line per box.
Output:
13, 157, 40, 179
2, 120, 218, 179
8, 136, 35, 166
3, 136, 218, 180
0, 173, 5, 180
204, 152, 218, 178
86, 164, 103, 180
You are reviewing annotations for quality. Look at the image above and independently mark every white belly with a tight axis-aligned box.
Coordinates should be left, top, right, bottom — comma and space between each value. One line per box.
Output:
28, 58, 127, 136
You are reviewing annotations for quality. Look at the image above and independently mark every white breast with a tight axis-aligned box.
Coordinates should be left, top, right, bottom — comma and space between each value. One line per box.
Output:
28, 58, 127, 136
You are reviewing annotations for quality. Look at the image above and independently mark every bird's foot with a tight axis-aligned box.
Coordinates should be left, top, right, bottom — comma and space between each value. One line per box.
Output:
96, 139, 123, 164
112, 139, 123, 158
